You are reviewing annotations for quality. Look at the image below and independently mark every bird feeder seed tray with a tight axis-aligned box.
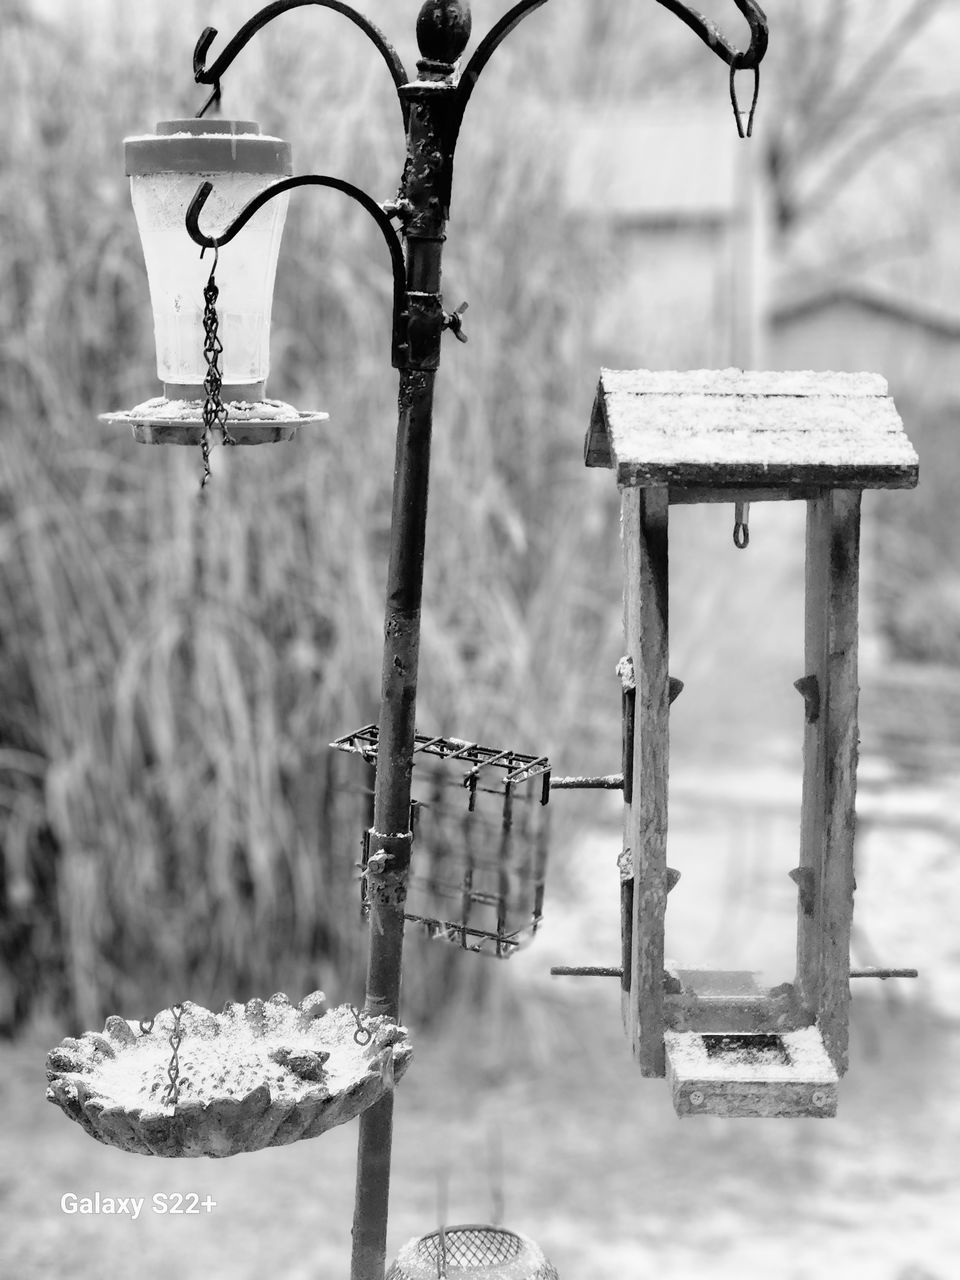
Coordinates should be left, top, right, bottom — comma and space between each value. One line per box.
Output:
665, 1026, 838, 1119
100, 395, 328, 445
46, 993, 411, 1157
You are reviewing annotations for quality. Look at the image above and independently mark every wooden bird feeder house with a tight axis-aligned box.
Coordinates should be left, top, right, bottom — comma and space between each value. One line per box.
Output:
583, 369, 919, 1118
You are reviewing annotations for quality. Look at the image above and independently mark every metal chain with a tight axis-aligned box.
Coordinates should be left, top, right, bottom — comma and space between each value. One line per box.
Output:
200, 246, 234, 489
162, 1003, 185, 1106
138, 1003, 185, 1107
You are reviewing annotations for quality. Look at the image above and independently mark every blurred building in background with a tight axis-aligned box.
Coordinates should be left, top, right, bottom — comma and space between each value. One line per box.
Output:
565, 104, 768, 369
771, 278, 960, 405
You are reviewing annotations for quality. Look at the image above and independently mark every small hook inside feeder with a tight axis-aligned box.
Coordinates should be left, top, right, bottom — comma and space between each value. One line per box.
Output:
733, 501, 750, 549
350, 1004, 374, 1046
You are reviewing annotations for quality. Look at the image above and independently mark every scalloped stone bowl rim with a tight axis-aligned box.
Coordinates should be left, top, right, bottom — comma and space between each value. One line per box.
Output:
45, 994, 412, 1159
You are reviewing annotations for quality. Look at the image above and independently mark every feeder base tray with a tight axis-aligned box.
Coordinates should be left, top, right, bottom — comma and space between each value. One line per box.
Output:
665, 1026, 838, 1118
100, 396, 328, 445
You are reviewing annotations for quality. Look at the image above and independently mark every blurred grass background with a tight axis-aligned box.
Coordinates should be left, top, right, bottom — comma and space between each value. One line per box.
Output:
1, 0, 959, 1040
0, 0, 634, 1034
3, 3, 960, 1278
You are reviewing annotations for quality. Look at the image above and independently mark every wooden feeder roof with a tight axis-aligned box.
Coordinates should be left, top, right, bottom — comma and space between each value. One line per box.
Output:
586, 369, 919, 494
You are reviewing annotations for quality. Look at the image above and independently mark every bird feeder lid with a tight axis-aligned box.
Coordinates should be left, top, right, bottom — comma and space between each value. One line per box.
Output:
586, 369, 919, 495
125, 119, 292, 177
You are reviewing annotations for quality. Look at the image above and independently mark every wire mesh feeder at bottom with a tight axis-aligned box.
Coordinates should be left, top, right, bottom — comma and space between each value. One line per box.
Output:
387, 1226, 559, 1280
45, 994, 411, 1158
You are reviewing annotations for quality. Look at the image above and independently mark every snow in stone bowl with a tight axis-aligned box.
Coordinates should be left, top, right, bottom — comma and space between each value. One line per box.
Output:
46, 993, 411, 1158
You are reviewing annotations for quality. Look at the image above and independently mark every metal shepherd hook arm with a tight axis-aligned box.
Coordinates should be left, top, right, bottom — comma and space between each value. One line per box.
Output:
184, 175, 410, 368
192, 0, 410, 125
442, 0, 768, 207
654, 0, 769, 136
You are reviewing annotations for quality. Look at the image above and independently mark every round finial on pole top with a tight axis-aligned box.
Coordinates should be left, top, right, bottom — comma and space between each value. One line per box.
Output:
416, 0, 472, 65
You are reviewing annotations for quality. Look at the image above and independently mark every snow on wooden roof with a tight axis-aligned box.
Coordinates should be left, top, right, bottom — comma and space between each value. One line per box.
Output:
586, 369, 919, 492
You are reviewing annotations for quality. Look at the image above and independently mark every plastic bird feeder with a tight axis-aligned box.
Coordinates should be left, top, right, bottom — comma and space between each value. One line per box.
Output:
101, 119, 327, 444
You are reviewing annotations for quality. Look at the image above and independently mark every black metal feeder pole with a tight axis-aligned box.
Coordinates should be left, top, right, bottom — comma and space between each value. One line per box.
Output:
350, 8, 477, 1277
355, 1, 765, 1266
187, 2, 769, 1276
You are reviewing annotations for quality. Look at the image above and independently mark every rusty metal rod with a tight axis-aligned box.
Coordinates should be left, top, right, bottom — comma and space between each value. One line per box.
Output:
551, 966, 919, 981
551, 966, 623, 978
850, 967, 918, 979
351, 10, 473, 1277
350, 307, 439, 1274
550, 774, 624, 790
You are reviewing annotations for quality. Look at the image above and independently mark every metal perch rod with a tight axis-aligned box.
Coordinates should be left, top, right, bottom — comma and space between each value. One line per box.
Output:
551, 966, 919, 979
549, 774, 624, 790
849, 968, 918, 980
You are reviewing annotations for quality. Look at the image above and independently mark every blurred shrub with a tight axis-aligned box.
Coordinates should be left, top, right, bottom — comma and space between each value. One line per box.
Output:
5, 0, 954, 1038
0, 0, 629, 1034
875, 400, 960, 666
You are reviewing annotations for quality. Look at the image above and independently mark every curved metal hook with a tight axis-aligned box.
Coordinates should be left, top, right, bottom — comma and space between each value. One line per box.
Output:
193, 0, 410, 129
440, 0, 550, 209
654, 0, 768, 69
455, 0, 550, 125
729, 60, 761, 138
654, 0, 768, 68
185, 175, 409, 368
655, 0, 768, 136
444, 0, 768, 203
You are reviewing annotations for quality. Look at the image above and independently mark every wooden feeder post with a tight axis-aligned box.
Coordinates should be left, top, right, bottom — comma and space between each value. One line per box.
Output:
797, 487, 861, 1072
586, 370, 919, 1117
621, 485, 670, 1077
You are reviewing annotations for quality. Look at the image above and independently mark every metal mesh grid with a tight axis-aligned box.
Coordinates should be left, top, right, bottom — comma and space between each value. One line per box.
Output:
405, 762, 549, 956
387, 1226, 559, 1279
331, 725, 552, 792
421, 1227, 523, 1265
333, 727, 552, 958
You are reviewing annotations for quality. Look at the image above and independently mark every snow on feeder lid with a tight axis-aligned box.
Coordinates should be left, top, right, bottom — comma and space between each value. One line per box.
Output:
101, 119, 327, 447
45, 993, 411, 1157
387, 1226, 558, 1280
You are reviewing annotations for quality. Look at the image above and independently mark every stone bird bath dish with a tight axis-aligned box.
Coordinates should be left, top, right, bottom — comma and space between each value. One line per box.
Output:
46, 992, 411, 1157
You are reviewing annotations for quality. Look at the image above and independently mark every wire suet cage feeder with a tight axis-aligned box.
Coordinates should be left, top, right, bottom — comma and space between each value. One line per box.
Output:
333, 726, 552, 958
